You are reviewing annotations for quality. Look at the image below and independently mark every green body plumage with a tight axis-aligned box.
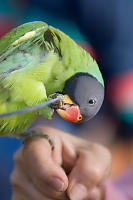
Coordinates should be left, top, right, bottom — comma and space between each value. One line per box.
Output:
0, 21, 104, 136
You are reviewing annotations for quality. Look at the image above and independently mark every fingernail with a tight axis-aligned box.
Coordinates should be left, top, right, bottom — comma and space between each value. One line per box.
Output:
50, 178, 64, 192
69, 184, 88, 200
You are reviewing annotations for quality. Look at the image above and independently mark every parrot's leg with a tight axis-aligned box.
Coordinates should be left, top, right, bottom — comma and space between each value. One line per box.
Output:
48, 93, 64, 109
21, 130, 54, 150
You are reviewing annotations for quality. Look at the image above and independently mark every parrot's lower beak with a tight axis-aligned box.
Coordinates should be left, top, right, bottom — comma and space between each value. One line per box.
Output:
56, 94, 82, 122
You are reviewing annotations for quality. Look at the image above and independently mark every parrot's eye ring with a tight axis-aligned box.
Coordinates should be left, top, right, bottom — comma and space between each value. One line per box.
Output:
88, 98, 96, 106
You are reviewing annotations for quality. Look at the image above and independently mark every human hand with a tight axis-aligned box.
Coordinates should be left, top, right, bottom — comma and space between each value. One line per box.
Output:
11, 126, 111, 200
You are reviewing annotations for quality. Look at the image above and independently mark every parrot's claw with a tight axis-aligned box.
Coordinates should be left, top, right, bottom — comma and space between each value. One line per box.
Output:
48, 93, 65, 109
21, 130, 54, 150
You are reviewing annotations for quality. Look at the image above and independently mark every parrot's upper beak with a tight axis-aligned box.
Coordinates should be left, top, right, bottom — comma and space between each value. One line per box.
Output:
56, 94, 82, 122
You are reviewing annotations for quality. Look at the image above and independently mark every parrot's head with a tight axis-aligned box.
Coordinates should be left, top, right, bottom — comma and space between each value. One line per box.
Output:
56, 72, 104, 122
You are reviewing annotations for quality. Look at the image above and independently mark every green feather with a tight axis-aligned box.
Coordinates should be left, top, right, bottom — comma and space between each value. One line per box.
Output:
0, 21, 104, 136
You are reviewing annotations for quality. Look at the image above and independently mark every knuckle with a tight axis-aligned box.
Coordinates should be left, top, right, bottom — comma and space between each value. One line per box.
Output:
89, 167, 102, 183
97, 144, 112, 163
10, 171, 19, 186
13, 149, 23, 164
10, 172, 15, 184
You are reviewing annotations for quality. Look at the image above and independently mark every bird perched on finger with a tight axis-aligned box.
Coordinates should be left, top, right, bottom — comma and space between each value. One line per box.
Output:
0, 21, 104, 138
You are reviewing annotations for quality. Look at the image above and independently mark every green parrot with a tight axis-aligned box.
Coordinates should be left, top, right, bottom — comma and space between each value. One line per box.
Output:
0, 21, 104, 142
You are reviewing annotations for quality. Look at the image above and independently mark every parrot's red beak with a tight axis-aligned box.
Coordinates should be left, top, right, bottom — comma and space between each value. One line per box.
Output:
56, 95, 82, 122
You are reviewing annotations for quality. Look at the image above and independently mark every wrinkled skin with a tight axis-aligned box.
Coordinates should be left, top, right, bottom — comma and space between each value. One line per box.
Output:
11, 126, 111, 200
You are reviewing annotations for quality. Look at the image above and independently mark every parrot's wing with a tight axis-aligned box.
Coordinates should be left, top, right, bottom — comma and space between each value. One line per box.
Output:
0, 21, 61, 81
0, 21, 48, 58
0, 21, 49, 103
0, 22, 61, 130
0, 21, 48, 78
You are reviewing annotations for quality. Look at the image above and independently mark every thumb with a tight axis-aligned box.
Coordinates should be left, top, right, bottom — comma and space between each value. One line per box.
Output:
22, 131, 68, 195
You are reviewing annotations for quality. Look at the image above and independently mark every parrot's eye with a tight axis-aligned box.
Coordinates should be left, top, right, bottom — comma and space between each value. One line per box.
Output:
88, 98, 96, 106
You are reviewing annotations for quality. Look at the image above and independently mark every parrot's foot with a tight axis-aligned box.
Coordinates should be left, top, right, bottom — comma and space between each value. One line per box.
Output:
48, 93, 65, 109
21, 130, 54, 150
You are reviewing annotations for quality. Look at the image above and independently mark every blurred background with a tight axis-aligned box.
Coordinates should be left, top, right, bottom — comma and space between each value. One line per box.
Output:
0, 0, 133, 199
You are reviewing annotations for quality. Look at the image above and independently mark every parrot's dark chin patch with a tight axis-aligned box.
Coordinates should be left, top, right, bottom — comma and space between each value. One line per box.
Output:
80, 115, 95, 123
76, 113, 93, 123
